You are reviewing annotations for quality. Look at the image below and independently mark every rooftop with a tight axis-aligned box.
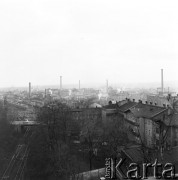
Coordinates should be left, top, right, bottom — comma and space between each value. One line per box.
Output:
130, 103, 167, 119
118, 101, 137, 112
122, 145, 144, 163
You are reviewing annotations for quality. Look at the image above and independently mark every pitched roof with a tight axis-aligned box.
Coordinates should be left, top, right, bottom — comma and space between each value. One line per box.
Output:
130, 103, 167, 119
118, 101, 137, 112
122, 145, 144, 163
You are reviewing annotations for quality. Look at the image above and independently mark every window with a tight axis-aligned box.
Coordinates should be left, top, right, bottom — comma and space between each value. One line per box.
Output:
149, 130, 151, 135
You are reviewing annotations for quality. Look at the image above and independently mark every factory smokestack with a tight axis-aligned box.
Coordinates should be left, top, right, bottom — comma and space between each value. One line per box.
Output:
60, 76, 62, 90
161, 69, 164, 94
29, 82, 31, 99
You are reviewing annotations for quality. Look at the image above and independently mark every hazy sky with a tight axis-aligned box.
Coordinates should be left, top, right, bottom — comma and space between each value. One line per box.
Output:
0, 0, 178, 88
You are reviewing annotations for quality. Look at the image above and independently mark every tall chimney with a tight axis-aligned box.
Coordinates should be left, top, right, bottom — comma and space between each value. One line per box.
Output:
60, 76, 62, 90
29, 82, 31, 99
45, 89, 47, 98
161, 69, 164, 94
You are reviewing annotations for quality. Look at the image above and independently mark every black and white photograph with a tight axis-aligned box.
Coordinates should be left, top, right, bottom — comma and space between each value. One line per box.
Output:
0, 0, 178, 179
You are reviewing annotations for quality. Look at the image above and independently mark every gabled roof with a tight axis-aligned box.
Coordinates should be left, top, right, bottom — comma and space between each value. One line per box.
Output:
122, 145, 144, 163
118, 101, 137, 113
130, 103, 167, 119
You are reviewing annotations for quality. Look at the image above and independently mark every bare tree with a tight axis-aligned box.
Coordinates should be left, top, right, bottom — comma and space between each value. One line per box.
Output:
103, 116, 129, 158
27, 100, 81, 179
80, 114, 103, 171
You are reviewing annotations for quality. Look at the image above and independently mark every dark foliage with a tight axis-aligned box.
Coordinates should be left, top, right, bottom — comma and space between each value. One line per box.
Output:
25, 101, 81, 180
0, 101, 20, 177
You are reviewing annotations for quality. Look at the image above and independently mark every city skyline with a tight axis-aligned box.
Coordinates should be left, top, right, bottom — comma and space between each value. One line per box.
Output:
0, 0, 178, 88
1, 1, 178, 179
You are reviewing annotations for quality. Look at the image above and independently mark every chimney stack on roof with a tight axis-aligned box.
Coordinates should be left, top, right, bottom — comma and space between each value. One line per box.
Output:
139, 100, 142, 103
109, 101, 112, 105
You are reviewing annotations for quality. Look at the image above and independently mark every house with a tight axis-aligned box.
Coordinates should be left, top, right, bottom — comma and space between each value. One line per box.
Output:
102, 101, 120, 124
130, 101, 169, 149
117, 99, 139, 143
116, 99, 171, 149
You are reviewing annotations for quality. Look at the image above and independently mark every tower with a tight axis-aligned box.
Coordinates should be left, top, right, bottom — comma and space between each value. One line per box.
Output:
60, 76, 62, 90
45, 89, 47, 98
29, 82, 31, 99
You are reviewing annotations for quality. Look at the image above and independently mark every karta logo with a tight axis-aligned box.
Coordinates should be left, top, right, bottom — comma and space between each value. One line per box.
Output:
105, 158, 177, 179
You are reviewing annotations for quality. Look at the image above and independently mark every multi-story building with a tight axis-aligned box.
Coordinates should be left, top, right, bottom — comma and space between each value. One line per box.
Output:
169, 99, 178, 147
71, 107, 102, 127
113, 98, 172, 149
102, 102, 119, 124
130, 101, 170, 148
71, 107, 102, 142
117, 99, 139, 143
147, 93, 178, 147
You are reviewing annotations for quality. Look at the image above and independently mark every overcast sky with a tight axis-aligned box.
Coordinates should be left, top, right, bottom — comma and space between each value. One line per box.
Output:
0, 0, 178, 88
